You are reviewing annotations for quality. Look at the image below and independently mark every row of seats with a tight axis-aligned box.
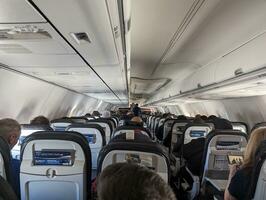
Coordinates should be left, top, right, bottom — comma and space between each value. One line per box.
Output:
0, 114, 163, 199
143, 113, 266, 199
1, 112, 266, 200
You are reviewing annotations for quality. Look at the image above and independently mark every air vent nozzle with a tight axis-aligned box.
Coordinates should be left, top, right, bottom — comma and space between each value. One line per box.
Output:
70, 32, 91, 44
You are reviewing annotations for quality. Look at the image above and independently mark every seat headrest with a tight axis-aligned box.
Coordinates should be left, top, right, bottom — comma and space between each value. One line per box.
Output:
21, 124, 53, 131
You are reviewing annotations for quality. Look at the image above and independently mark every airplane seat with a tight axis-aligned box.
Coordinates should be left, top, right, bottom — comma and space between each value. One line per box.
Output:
20, 131, 92, 200
231, 121, 249, 134
112, 125, 152, 139
251, 122, 266, 132
111, 117, 118, 127
248, 140, 266, 200
0, 175, 17, 200
87, 119, 112, 143
101, 117, 116, 130
183, 123, 212, 144
180, 130, 247, 200
50, 118, 73, 131
0, 136, 12, 183
201, 130, 247, 194
65, 124, 106, 179
163, 119, 190, 148
97, 134, 170, 183
70, 117, 89, 124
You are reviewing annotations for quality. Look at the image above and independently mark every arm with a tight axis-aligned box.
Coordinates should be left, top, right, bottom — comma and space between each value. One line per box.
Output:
224, 165, 239, 200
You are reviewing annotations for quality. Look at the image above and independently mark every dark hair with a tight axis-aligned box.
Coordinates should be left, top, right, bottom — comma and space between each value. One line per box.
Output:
97, 163, 176, 200
30, 116, 50, 125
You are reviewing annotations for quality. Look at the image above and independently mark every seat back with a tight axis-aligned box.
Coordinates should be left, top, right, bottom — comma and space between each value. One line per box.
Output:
98, 134, 170, 183
12, 124, 53, 159
0, 175, 17, 200
66, 124, 106, 171
50, 119, 73, 131
201, 130, 247, 184
0, 137, 11, 183
162, 119, 176, 140
20, 131, 91, 200
231, 121, 249, 134
70, 117, 89, 124
183, 123, 212, 144
248, 140, 266, 200
87, 119, 112, 143
251, 122, 266, 132
112, 125, 152, 139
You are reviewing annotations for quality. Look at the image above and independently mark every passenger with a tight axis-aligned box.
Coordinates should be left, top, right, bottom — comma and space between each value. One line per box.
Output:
0, 118, 21, 196
193, 114, 204, 123
92, 110, 101, 117
224, 128, 266, 200
0, 118, 21, 149
30, 115, 50, 125
131, 116, 143, 126
102, 111, 111, 118
132, 103, 141, 116
200, 115, 208, 121
97, 163, 176, 200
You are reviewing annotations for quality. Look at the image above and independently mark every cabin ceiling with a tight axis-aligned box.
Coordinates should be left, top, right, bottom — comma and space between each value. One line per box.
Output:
0, 0, 128, 106
129, 0, 266, 105
2, 0, 266, 107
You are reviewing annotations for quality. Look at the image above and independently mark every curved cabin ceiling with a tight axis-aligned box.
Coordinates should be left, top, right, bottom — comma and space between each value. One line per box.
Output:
2, 0, 266, 107
129, 0, 266, 105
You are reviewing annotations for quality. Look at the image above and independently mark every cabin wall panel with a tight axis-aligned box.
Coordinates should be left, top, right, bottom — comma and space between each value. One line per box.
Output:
164, 95, 266, 129
0, 68, 112, 123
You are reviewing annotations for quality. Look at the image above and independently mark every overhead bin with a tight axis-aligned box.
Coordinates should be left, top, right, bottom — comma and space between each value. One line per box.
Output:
181, 31, 266, 93
31, 0, 123, 66
0, 0, 44, 23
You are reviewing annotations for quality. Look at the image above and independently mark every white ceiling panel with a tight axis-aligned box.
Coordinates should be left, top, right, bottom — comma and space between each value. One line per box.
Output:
0, 0, 45, 23
32, 0, 120, 66
130, 0, 195, 77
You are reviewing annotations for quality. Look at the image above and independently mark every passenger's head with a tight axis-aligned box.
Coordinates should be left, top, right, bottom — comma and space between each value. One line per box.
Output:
193, 115, 204, 123
243, 128, 266, 168
97, 163, 176, 200
92, 111, 101, 117
102, 111, 111, 118
30, 115, 50, 125
0, 118, 21, 149
131, 116, 143, 126
177, 115, 187, 120
213, 118, 232, 130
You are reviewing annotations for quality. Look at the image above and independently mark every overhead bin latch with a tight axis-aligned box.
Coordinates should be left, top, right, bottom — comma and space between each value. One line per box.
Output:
234, 68, 244, 76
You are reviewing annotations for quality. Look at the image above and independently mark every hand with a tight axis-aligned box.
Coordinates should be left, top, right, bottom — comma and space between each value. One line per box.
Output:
228, 164, 240, 179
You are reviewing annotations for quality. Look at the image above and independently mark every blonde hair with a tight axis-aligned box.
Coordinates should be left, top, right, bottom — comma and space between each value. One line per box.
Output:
243, 128, 266, 168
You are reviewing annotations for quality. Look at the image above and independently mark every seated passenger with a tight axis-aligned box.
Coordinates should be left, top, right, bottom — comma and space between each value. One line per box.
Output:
30, 115, 50, 125
224, 128, 266, 200
101, 111, 111, 118
0, 118, 21, 196
92, 110, 101, 117
130, 116, 143, 126
97, 163, 176, 200
0, 118, 21, 149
